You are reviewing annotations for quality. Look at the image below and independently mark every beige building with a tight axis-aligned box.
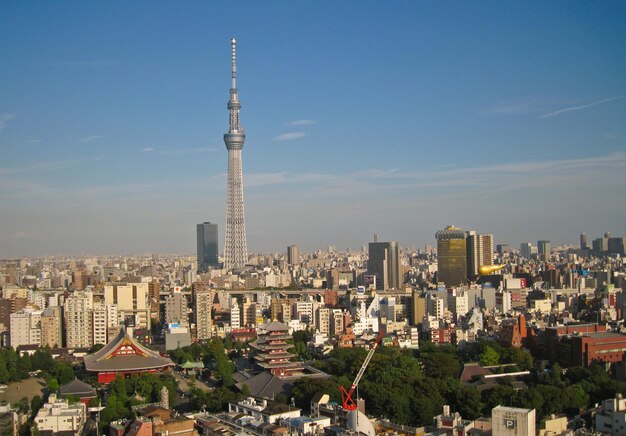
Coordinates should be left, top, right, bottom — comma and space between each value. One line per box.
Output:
10, 310, 33, 348
104, 283, 150, 328
35, 394, 86, 434
195, 290, 214, 340
64, 291, 94, 349
41, 307, 62, 348
316, 308, 330, 335
492, 406, 535, 436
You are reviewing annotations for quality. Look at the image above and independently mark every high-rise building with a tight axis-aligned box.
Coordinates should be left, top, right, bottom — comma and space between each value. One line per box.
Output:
65, 291, 94, 349
223, 38, 248, 270
103, 283, 150, 329
197, 222, 219, 272
41, 307, 62, 348
538, 240, 551, 261
580, 233, 588, 250
466, 231, 494, 279
436, 226, 467, 287
165, 292, 188, 326
520, 242, 535, 259
367, 238, 401, 290
10, 310, 34, 348
92, 303, 108, 346
496, 244, 510, 255
287, 245, 300, 266
195, 290, 214, 340
608, 237, 626, 256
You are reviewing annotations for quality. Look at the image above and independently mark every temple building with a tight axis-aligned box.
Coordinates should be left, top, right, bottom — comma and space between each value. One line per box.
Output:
59, 378, 97, 405
252, 321, 302, 377
84, 329, 174, 383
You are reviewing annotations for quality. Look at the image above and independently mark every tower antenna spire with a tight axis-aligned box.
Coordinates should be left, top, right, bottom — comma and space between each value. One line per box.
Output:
231, 37, 237, 90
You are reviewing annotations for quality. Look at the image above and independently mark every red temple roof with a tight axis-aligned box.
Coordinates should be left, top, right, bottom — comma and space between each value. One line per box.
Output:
84, 329, 174, 373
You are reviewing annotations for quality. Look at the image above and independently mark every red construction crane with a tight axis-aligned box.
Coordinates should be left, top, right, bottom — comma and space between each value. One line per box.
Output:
340, 329, 385, 411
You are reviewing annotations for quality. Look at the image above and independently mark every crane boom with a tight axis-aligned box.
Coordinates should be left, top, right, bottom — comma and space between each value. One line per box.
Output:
340, 330, 385, 411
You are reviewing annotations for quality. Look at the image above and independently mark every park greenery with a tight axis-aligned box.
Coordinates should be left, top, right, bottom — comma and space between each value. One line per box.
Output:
98, 373, 177, 433
0, 347, 74, 390
293, 340, 626, 427
3, 330, 626, 432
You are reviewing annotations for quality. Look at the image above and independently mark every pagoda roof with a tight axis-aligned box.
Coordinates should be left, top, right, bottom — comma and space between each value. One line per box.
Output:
255, 352, 296, 361
257, 342, 291, 350
84, 328, 174, 373
60, 378, 97, 398
262, 334, 292, 341
257, 361, 303, 369
264, 321, 290, 332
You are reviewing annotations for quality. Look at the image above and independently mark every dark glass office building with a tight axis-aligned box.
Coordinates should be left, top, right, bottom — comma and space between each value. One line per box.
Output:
197, 222, 219, 271
367, 240, 401, 290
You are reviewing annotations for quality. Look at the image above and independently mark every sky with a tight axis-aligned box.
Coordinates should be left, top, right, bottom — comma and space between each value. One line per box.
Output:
1, 1, 626, 256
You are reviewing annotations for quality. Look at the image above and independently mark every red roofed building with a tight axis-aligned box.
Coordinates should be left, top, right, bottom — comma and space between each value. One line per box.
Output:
84, 329, 174, 384
231, 328, 257, 343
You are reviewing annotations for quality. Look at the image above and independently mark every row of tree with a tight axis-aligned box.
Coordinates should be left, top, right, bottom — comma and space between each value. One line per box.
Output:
0, 347, 75, 390
292, 340, 626, 427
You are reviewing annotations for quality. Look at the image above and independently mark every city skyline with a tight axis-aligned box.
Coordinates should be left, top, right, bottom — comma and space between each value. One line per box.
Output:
1, 2, 625, 256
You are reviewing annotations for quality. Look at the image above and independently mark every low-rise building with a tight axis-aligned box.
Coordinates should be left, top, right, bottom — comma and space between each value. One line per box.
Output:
35, 394, 86, 435
596, 393, 626, 435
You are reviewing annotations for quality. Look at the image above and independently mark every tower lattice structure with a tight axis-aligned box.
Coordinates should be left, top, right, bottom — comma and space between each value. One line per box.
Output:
223, 38, 248, 270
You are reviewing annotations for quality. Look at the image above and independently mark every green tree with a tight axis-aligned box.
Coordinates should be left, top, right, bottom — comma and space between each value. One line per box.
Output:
454, 386, 483, 420
30, 396, 42, 416
420, 349, 460, 379
509, 348, 533, 370
291, 377, 340, 411
479, 346, 500, 367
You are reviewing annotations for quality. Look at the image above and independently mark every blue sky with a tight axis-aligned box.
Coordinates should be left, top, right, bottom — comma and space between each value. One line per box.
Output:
1, 1, 625, 256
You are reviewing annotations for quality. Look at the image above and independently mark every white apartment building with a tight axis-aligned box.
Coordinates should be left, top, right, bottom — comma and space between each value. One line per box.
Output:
35, 394, 86, 434
294, 302, 314, 325
230, 298, 241, 329
65, 291, 94, 349
92, 303, 108, 346
596, 393, 626, 435
427, 294, 445, 319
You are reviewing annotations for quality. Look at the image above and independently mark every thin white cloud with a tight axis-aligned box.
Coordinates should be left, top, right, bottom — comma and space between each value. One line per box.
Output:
540, 95, 626, 118
76, 135, 103, 143
0, 112, 15, 130
141, 147, 155, 152
157, 147, 218, 156
273, 132, 306, 141
289, 119, 316, 126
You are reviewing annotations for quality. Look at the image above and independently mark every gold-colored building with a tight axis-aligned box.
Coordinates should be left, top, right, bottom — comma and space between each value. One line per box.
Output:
436, 225, 467, 287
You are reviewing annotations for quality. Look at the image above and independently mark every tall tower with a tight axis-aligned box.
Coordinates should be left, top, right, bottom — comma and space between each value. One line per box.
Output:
223, 37, 248, 270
